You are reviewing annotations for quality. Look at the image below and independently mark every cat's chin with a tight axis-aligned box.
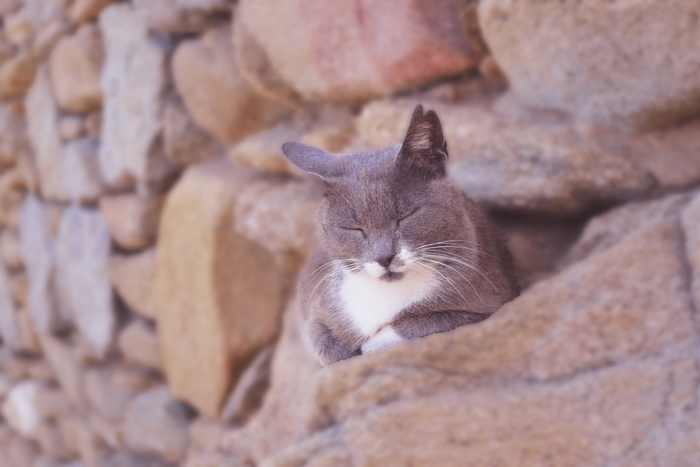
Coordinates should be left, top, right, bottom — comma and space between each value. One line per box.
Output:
381, 271, 405, 282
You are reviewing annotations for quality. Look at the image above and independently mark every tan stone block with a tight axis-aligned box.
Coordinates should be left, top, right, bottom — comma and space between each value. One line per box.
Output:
110, 248, 157, 320
155, 158, 292, 417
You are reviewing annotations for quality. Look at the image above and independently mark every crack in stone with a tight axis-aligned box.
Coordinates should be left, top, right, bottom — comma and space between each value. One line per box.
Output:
675, 213, 700, 331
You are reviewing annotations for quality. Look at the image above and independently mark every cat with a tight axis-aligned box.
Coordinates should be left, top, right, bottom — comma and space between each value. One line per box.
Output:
282, 104, 520, 366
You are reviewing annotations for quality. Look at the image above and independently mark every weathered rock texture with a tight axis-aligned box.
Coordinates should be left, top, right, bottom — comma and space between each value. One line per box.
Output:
155, 158, 294, 417
223, 190, 700, 466
2, 0, 700, 465
235, 0, 480, 103
479, 0, 700, 131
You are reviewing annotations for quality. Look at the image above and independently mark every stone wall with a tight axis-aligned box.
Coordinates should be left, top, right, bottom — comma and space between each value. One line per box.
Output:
0, 1, 699, 466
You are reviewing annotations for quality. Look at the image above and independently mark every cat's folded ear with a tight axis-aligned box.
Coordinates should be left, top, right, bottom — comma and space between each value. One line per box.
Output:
282, 142, 347, 179
397, 104, 448, 179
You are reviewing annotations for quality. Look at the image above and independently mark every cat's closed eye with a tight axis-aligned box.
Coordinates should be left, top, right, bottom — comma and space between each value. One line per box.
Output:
398, 208, 420, 225
341, 226, 367, 238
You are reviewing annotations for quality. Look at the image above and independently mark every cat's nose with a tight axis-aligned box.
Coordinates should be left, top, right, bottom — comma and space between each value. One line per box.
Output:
376, 254, 395, 268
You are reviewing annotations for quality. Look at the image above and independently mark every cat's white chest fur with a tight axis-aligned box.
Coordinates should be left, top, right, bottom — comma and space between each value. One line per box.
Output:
338, 267, 437, 345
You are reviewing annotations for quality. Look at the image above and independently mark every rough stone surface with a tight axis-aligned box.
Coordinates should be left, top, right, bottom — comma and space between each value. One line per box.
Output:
162, 93, 224, 166
56, 205, 114, 358
99, 3, 175, 189
0, 51, 36, 98
69, 0, 118, 24
40, 334, 88, 410
236, 0, 479, 104
0, 229, 23, 270
118, 319, 161, 371
84, 365, 139, 423
133, 0, 230, 34
62, 137, 105, 204
228, 119, 307, 174
172, 25, 290, 146
0, 260, 21, 350
223, 189, 700, 466
99, 193, 164, 251
20, 196, 68, 333
0, 103, 32, 169
26, 66, 64, 201
123, 386, 190, 462
3, 0, 64, 47
49, 23, 104, 114
219, 344, 273, 426
479, 0, 700, 131
59, 115, 86, 141
357, 98, 657, 215
155, 158, 292, 417
2, 380, 43, 437
110, 248, 158, 320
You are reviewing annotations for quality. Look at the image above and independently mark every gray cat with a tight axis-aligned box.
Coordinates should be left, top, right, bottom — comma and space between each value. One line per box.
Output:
282, 105, 520, 366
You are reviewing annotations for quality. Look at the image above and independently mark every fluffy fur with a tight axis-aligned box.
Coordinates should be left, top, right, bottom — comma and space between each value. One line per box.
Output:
283, 105, 520, 366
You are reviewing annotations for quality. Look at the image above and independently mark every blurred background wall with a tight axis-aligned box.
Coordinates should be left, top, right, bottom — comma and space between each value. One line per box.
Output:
0, 0, 699, 466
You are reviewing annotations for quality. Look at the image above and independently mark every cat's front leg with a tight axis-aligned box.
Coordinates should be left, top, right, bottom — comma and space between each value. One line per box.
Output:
305, 319, 361, 366
392, 310, 490, 340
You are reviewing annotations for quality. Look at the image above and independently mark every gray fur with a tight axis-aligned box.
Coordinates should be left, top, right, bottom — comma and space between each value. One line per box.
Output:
282, 104, 520, 366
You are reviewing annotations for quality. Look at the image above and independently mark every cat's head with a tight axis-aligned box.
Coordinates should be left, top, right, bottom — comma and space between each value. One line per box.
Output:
283, 105, 471, 282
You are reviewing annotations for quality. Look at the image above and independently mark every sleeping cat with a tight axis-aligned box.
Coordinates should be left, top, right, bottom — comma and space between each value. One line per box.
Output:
282, 104, 520, 366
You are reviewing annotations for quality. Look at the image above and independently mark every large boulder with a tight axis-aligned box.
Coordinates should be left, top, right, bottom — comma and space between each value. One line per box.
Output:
479, 0, 700, 131
357, 97, 657, 216
172, 25, 290, 146
235, 0, 480, 104
222, 189, 700, 466
154, 158, 296, 417
133, 0, 231, 34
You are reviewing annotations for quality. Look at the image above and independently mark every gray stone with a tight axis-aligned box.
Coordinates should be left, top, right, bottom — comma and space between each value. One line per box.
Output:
357, 98, 656, 216
62, 137, 105, 204
56, 205, 114, 358
123, 386, 190, 462
117, 319, 161, 371
26, 66, 65, 201
84, 365, 138, 423
40, 334, 88, 409
99, 3, 175, 189
20, 195, 69, 333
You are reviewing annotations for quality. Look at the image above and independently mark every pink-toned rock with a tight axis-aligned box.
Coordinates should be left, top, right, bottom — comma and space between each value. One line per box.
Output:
172, 25, 290, 146
69, 0, 118, 24
117, 319, 161, 371
219, 345, 274, 426
34, 422, 75, 460
155, 158, 293, 417
0, 51, 36, 98
84, 366, 139, 423
10, 271, 28, 307
0, 229, 22, 270
0, 103, 32, 169
222, 190, 700, 466
133, 0, 230, 34
57, 415, 104, 467
3, 0, 65, 47
110, 248, 158, 320
235, 0, 479, 103
59, 115, 86, 141
40, 334, 88, 409
162, 93, 225, 166
6, 435, 39, 467
99, 193, 164, 251
123, 386, 190, 462
479, 0, 700, 131
49, 23, 104, 113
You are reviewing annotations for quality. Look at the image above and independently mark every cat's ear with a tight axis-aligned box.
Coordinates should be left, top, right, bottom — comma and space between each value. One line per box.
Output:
282, 142, 347, 179
396, 104, 448, 178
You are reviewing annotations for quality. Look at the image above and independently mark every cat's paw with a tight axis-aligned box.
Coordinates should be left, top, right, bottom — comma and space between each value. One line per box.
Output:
361, 327, 404, 354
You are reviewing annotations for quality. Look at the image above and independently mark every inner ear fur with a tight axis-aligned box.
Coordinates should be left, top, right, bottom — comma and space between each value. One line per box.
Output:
397, 104, 448, 178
